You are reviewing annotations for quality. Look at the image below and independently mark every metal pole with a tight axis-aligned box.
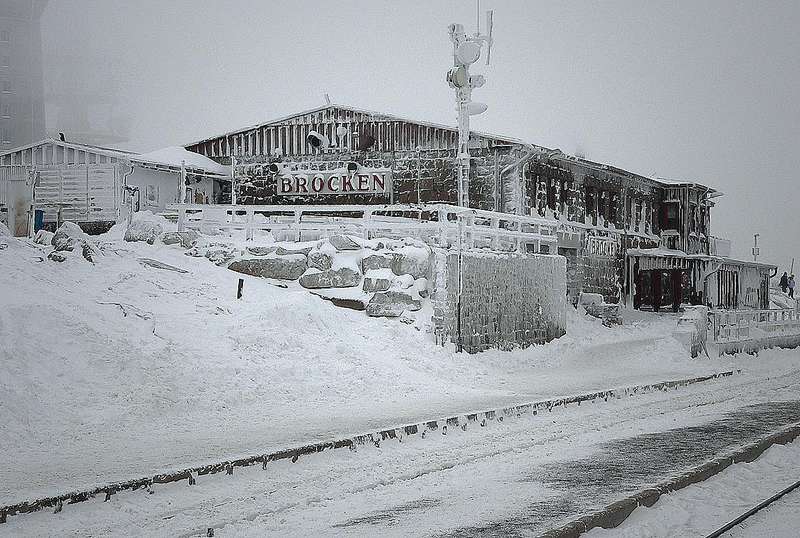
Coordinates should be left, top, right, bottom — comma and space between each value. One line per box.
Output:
230, 155, 237, 205
179, 160, 187, 204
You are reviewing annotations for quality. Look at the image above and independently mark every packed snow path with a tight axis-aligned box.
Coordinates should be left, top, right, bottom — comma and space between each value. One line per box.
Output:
6, 368, 800, 537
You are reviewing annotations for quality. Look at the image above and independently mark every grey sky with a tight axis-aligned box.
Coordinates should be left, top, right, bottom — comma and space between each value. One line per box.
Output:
40, 0, 799, 266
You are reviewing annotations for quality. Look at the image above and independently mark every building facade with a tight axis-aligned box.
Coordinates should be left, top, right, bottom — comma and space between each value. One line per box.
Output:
0, 0, 47, 150
185, 103, 768, 308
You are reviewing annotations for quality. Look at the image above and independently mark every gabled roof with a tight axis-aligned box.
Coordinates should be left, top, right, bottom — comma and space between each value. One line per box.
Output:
0, 138, 229, 177
0, 137, 136, 161
182, 103, 537, 149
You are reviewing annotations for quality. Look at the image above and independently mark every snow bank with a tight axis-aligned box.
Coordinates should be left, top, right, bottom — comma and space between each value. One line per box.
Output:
0, 230, 733, 505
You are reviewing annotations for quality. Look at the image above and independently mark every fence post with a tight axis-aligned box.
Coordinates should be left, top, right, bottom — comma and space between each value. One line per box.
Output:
177, 205, 185, 232
245, 208, 254, 242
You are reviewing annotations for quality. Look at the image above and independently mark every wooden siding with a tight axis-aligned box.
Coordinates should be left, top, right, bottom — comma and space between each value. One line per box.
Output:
185, 106, 510, 159
35, 165, 118, 223
0, 140, 123, 167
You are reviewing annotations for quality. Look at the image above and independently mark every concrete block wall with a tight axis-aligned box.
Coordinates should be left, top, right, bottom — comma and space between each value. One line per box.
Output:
431, 249, 567, 353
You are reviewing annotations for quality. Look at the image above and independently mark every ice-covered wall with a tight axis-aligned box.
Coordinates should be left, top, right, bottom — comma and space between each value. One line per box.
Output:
232, 147, 526, 213
431, 249, 567, 353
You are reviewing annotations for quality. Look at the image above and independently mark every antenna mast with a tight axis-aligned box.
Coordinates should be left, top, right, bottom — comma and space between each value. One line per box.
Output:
447, 2, 494, 208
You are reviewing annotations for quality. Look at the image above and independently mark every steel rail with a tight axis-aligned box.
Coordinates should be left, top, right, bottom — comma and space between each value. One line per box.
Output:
705, 478, 800, 537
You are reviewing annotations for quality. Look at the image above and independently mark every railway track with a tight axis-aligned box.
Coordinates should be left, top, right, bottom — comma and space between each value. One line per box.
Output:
705, 478, 800, 537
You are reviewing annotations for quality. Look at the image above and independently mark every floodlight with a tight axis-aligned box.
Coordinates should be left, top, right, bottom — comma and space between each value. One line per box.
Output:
456, 41, 481, 65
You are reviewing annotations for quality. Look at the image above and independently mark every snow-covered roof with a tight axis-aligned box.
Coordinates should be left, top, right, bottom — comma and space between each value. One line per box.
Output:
627, 248, 776, 270
0, 138, 229, 177
182, 103, 536, 149
131, 146, 229, 176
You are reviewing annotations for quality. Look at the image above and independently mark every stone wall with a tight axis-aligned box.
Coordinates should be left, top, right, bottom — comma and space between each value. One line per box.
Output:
232, 146, 526, 213
431, 250, 567, 353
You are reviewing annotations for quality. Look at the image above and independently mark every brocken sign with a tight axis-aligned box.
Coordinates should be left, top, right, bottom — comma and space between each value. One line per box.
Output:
278, 169, 392, 196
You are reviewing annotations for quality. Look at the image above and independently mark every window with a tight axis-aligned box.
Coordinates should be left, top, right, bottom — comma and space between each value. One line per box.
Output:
145, 184, 159, 206
1, 103, 9, 117
661, 202, 679, 231
1, 127, 9, 143
0, 56, 8, 67
585, 187, 596, 225
0, 30, 9, 43
1, 80, 10, 93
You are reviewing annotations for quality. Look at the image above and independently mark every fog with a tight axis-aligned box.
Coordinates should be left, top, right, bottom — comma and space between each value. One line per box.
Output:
39, 0, 799, 266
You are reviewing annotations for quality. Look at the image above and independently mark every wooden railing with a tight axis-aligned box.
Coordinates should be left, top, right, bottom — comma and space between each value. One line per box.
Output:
167, 203, 559, 253
709, 308, 800, 344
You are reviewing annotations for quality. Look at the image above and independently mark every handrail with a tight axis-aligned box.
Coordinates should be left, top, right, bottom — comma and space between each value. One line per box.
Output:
166, 203, 559, 254
709, 308, 800, 343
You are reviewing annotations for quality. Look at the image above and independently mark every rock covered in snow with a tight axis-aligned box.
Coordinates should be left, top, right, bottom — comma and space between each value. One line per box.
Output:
246, 246, 278, 256
362, 269, 392, 292
228, 254, 307, 280
50, 222, 99, 262
161, 230, 199, 249
299, 267, 361, 289
0, 221, 11, 236
205, 246, 239, 266
328, 234, 361, 251
366, 290, 422, 317
33, 229, 55, 246
308, 250, 333, 271
51, 222, 87, 250
276, 246, 312, 256
361, 253, 392, 273
124, 216, 163, 244
391, 246, 431, 279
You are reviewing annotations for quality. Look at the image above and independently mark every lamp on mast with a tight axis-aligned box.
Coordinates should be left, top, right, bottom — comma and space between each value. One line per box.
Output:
447, 6, 493, 208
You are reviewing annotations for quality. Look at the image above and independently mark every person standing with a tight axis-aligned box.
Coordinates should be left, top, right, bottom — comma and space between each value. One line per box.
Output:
789, 274, 796, 299
780, 271, 789, 293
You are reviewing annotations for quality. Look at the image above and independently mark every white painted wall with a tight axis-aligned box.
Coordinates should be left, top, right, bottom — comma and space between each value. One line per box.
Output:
123, 167, 216, 216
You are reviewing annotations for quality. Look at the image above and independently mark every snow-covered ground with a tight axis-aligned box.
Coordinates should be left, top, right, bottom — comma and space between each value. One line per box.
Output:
589, 439, 800, 538
5, 361, 800, 537
0, 222, 788, 510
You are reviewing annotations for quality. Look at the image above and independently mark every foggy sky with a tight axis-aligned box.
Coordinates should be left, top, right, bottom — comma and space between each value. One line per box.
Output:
40, 0, 800, 267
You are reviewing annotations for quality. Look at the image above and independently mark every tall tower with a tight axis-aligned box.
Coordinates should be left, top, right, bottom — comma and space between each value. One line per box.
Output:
0, 0, 47, 149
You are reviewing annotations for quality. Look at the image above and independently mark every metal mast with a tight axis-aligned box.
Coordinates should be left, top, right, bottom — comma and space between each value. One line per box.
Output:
447, 7, 493, 207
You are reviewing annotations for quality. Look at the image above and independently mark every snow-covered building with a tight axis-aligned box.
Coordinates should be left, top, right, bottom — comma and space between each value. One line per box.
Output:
0, 137, 229, 235
182, 103, 774, 310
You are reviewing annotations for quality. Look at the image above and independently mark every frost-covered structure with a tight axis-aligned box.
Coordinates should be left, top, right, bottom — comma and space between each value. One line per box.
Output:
182, 103, 774, 309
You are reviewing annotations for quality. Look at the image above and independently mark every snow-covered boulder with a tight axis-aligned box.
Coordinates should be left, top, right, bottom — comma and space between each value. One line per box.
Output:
246, 246, 278, 256
391, 246, 431, 279
362, 269, 393, 292
0, 221, 10, 236
299, 267, 361, 289
229, 254, 307, 280
33, 229, 55, 246
308, 250, 333, 271
124, 216, 163, 244
161, 230, 199, 249
51, 221, 87, 251
202, 244, 240, 266
276, 246, 312, 256
50, 222, 99, 262
361, 252, 392, 272
328, 234, 361, 251
366, 290, 422, 317
579, 293, 604, 306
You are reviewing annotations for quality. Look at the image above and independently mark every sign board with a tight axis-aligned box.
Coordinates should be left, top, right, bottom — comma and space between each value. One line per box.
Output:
278, 169, 391, 196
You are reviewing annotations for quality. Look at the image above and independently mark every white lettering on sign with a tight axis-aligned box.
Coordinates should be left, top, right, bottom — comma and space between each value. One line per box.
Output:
277, 170, 391, 196
586, 237, 618, 257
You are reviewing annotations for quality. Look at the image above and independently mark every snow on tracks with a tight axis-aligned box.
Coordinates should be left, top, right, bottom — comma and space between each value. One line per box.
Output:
0, 370, 738, 526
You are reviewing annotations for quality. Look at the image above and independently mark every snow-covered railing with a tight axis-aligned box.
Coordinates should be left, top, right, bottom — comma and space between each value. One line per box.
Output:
709, 308, 800, 344
168, 203, 559, 254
